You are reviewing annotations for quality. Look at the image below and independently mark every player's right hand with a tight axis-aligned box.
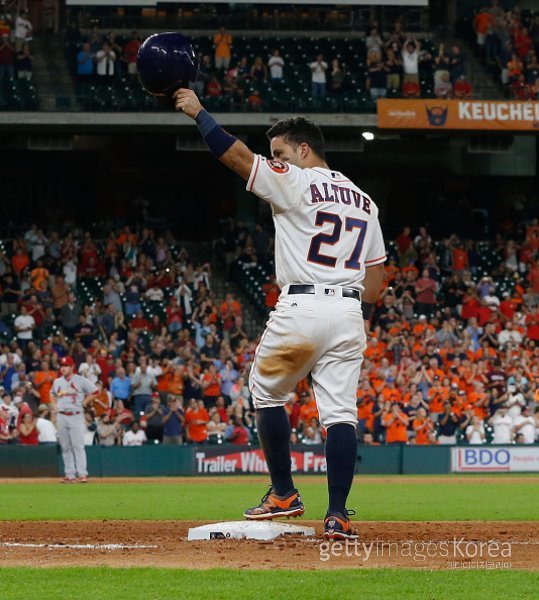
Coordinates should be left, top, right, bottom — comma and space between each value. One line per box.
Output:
173, 88, 203, 119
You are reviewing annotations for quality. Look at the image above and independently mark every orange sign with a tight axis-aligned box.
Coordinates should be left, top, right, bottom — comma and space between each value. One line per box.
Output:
377, 99, 539, 131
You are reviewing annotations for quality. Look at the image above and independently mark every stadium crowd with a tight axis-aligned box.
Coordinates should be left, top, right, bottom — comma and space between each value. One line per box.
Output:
0, 216, 538, 449
255, 221, 539, 447
471, 0, 539, 98
0, 6, 34, 81
62, 20, 471, 110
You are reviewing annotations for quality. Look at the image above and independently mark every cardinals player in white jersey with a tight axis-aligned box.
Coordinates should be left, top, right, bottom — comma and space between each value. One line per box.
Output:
175, 89, 386, 539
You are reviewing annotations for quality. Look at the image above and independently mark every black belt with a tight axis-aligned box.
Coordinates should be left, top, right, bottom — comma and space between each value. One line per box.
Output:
288, 284, 360, 301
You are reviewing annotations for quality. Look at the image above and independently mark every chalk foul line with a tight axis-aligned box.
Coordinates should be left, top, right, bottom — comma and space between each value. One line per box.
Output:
0, 542, 158, 550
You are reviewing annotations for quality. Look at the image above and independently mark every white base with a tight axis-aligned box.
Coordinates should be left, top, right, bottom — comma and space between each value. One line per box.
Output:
187, 520, 316, 541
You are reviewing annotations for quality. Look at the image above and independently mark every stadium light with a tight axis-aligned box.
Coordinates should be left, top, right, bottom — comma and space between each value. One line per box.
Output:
362, 131, 375, 141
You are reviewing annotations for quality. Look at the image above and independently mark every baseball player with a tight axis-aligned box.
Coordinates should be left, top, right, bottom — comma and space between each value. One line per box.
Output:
51, 356, 99, 483
175, 89, 386, 539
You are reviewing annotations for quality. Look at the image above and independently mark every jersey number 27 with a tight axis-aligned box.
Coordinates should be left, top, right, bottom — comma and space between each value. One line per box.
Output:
307, 210, 367, 270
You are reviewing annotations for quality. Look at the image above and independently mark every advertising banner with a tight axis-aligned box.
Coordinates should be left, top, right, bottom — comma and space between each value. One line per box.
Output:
377, 99, 539, 131
452, 446, 539, 473
194, 445, 326, 475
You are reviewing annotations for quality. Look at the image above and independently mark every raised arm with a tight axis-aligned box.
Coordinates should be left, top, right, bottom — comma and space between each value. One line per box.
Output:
174, 88, 254, 181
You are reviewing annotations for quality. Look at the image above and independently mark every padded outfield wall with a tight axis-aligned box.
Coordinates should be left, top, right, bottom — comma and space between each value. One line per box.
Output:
1, 445, 538, 477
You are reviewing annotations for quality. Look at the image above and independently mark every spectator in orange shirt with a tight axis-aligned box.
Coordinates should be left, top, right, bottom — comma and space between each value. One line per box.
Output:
381, 377, 402, 405
168, 365, 185, 398
220, 293, 242, 337
413, 407, 434, 444
364, 334, 387, 363
450, 388, 468, 417
185, 398, 209, 443
201, 363, 221, 409
412, 314, 433, 337
298, 392, 319, 431
213, 26, 232, 70
30, 260, 49, 291
115, 226, 137, 247
92, 380, 112, 418
247, 89, 263, 111
474, 339, 496, 361
383, 402, 409, 444
468, 381, 488, 419
425, 356, 445, 381
262, 275, 280, 311
474, 9, 491, 47
11, 248, 29, 275
427, 377, 449, 419
368, 369, 386, 395
33, 359, 56, 405
156, 360, 173, 396
356, 380, 375, 437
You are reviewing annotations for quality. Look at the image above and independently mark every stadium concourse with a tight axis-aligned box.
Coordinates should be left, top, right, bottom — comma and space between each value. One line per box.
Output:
0, 220, 538, 452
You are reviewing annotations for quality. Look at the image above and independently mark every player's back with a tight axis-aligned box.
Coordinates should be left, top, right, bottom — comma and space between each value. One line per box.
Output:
247, 156, 386, 289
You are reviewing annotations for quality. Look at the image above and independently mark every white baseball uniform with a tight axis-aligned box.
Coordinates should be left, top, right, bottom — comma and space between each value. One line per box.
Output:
52, 374, 97, 479
247, 156, 386, 427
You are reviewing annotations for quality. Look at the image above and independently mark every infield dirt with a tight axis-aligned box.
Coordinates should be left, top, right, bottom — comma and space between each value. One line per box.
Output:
1, 520, 537, 570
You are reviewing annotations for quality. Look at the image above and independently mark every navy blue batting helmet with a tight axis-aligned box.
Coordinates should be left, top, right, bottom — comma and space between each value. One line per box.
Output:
137, 32, 199, 98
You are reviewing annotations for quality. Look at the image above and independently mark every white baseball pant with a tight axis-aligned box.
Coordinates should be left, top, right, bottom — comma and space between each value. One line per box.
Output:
57, 413, 88, 478
250, 285, 366, 428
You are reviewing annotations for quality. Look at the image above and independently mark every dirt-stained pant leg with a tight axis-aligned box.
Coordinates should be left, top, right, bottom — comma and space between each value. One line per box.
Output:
250, 294, 366, 426
249, 295, 321, 407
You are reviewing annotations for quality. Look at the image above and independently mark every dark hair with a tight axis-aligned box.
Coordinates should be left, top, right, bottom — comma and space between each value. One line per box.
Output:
266, 117, 326, 160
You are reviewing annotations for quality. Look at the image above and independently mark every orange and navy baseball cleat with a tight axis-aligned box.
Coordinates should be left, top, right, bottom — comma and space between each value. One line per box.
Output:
323, 510, 359, 540
243, 486, 305, 520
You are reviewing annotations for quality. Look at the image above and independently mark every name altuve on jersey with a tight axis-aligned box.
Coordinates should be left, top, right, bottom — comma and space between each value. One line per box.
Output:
310, 182, 371, 214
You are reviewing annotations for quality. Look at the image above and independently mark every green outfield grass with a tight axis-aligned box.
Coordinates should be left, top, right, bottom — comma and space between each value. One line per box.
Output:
0, 476, 536, 521
1, 567, 537, 600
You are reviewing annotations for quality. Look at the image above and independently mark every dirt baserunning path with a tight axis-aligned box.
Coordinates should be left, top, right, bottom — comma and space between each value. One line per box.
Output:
0, 520, 536, 570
